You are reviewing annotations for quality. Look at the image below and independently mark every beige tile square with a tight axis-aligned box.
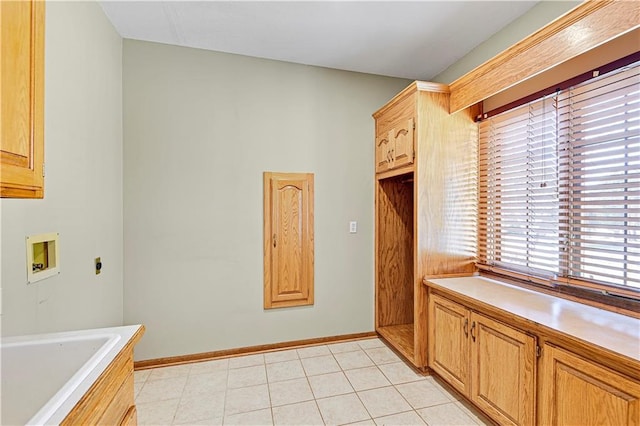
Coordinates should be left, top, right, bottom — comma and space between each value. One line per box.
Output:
183, 371, 228, 398
264, 349, 299, 364
345, 366, 391, 391
190, 359, 229, 375
266, 359, 306, 383
334, 350, 375, 370
417, 402, 478, 426
134, 369, 152, 384
357, 339, 386, 350
378, 362, 426, 385
297, 345, 331, 359
301, 355, 341, 376
227, 365, 267, 389
272, 400, 324, 425
136, 376, 187, 403
396, 380, 451, 409
269, 377, 314, 407
136, 398, 179, 425
365, 347, 400, 365
308, 371, 354, 399
173, 390, 225, 424
454, 401, 492, 425
147, 364, 192, 381
224, 408, 273, 425
174, 417, 223, 425
374, 410, 426, 425
316, 393, 370, 425
229, 353, 264, 369
328, 341, 362, 354
357, 386, 412, 418
426, 376, 459, 401
344, 421, 377, 426
224, 384, 271, 416
134, 382, 144, 399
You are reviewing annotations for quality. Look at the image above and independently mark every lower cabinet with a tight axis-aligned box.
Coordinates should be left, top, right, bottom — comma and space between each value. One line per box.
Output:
428, 293, 536, 426
539, 344, 640, 426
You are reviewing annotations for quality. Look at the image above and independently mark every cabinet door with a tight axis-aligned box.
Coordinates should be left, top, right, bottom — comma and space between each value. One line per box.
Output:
1, 0, 45, 198
470, 312, 536, 426
375, 132, 392, 173
428, 294, 470, 395
390, 118, 414, 169
263, 172, 314, 309
540, 344, 640, 426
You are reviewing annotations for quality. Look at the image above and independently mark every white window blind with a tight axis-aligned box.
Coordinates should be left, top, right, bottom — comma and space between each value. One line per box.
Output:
479, 60, 640, 296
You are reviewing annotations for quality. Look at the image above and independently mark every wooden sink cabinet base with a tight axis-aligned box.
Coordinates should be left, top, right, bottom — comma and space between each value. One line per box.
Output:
61, 326, 145, 426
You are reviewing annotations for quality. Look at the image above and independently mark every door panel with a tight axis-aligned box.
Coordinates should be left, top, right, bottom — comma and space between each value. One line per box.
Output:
540, 344, 640, 426
470, 312, 536, 426
428, 294, 470, 395
264, 172, 314, 309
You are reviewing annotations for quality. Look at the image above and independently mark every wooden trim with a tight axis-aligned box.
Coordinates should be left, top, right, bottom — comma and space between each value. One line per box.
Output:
372, 81, 449, 119
134, 331, 378, 370
481, 50, 640, 119
449, 0, 640, 113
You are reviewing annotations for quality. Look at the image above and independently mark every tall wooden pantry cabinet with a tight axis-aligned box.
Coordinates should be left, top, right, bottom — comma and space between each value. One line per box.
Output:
373, 81, 478, 369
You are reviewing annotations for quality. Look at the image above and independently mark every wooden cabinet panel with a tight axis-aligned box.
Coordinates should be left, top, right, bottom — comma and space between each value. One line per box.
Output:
375, 133, 392, 173
428, 293, 470, 395
263, 172, 314, 309
390, 118, 414, 170
1, 0, 45, 198
470, 312, 536, 426
540, 344, 640, 426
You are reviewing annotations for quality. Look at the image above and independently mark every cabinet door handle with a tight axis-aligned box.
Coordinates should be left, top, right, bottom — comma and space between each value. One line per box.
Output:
273, 234, 277, 248
470, 321, 476, 342
463, 318, 469, 337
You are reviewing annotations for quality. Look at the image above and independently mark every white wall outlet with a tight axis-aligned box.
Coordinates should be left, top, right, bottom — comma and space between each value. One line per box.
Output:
349, 221, 357, 233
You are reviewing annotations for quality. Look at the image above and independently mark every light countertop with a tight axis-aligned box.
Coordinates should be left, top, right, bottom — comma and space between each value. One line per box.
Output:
425, 276, 640, 362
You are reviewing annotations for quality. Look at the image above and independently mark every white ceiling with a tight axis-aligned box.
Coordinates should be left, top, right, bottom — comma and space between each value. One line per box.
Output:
99, 1, 539, 81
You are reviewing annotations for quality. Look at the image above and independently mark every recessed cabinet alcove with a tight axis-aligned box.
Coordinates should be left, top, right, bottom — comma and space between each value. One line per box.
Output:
373, 81, 478, 369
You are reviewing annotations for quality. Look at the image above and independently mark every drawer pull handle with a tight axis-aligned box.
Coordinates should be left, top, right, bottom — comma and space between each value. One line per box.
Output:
463, 318, 469, 337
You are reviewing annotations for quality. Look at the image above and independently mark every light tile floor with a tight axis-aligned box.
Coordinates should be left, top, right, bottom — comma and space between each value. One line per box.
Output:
134, 338, 490, 425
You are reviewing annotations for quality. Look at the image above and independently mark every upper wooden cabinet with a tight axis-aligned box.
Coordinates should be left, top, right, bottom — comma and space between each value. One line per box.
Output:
263, 172, 314, 309
373, 82, 479, 369
1, 0, 45, 198
375, 118, 414, 174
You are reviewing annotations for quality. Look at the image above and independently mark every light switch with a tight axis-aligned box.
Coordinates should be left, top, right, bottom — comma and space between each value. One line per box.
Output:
349, 221, 357, 233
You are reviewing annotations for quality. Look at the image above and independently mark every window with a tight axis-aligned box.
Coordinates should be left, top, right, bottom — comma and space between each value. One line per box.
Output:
478, 60, 639, 298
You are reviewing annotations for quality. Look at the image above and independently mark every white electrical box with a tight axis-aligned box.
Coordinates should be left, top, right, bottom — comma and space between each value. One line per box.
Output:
26, 232, 60, 284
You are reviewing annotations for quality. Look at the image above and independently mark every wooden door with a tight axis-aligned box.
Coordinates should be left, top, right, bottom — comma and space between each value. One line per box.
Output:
470, 312, 536, 426
263, 172, 314, 309
1, 0, 45, 198
428, 293, 470, 396
390, 118, 414, 169
540, 344, 640, 426
375, 133, 392, 173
